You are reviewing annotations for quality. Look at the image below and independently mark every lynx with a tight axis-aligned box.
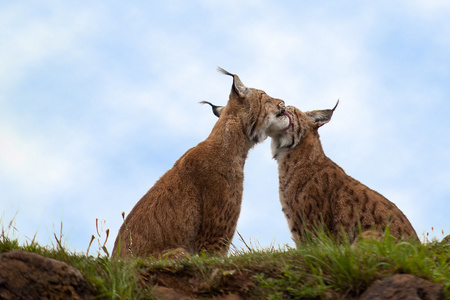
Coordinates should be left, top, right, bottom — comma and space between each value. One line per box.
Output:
270, 102, 418, 243
112, 68, 292, 258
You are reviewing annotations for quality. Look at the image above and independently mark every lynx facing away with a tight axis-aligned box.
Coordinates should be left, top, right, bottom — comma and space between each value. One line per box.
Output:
270, 103, 418, 243
112, 68, 292, 258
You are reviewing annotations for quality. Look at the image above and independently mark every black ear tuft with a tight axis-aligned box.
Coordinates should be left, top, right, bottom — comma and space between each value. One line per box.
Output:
217, 66, 233, 76
217, 67, 248, 98
200, 101, 223, 118
332, 99, 339, 112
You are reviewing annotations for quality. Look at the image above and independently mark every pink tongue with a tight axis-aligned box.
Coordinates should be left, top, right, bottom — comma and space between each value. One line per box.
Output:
283, 112, 292, 131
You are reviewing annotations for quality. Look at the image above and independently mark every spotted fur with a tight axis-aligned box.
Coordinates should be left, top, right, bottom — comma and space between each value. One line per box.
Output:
271, 103, 418, 243
112, 68, 291, 258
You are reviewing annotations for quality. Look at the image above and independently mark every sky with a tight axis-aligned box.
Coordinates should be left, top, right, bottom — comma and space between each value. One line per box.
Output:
1, 1, 450, 255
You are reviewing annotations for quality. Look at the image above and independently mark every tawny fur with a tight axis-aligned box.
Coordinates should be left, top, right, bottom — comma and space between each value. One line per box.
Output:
271, 104, 418, 243
112, 68, 291, 258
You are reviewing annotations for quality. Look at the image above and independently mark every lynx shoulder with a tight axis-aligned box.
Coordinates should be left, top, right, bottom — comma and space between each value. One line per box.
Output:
112, 68, 292, 258
270, 102, 418, 243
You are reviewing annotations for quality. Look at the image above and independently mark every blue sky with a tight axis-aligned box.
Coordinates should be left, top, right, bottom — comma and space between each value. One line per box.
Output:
1, 1, 450, 254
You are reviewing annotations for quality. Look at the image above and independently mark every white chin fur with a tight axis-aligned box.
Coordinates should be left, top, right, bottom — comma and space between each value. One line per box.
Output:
253, 115, 292, 147
270, 136, 286, 162
270, 131, 298, 162
267, 115, 290, 137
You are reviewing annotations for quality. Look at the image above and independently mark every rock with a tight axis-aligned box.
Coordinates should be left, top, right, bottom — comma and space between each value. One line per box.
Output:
153, 286, 194, 300
211, 294, 244, 300
147, 266, 255, 299
153, 286, 244, 300
0, 250, 93, 300
360, 274, 444, 300
441, 234, 450, 244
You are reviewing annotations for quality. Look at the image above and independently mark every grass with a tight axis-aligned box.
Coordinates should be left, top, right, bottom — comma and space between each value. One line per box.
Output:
1, 219, 450, 299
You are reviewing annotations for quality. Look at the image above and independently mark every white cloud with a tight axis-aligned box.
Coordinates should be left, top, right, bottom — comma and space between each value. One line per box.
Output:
0, 3, 99, 90
0, 127, 73, 198
408, 0, 450, 18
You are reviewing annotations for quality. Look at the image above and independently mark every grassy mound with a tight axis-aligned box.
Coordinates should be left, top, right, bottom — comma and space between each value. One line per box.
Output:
1, 226, 450, 299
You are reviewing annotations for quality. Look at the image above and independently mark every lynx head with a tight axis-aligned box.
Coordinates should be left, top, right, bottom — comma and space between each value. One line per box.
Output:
201, 67, 292, 145
270, 100, 339, 161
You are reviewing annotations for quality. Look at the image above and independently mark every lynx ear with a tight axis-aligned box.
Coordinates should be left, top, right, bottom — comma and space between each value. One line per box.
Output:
200, 101, 223, 118
217, 67, 248, 98
306, 100, 339, 128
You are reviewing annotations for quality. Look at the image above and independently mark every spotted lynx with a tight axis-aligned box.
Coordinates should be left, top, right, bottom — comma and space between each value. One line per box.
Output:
270, 102, 418, 243
112, 68, 292, 258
